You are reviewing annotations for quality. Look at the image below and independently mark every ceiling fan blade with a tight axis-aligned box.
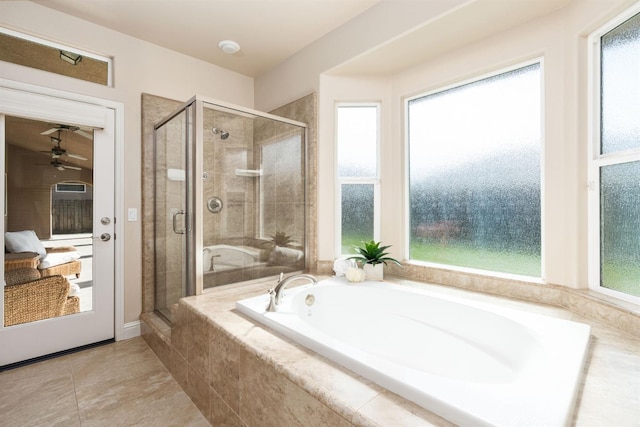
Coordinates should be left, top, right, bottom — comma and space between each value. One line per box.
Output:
40, 128, 59, 135
66, 153, 88, 161
74, 129, 93, 139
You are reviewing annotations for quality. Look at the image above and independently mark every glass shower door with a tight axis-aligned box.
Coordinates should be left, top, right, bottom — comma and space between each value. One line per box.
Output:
201, 102, 307, 288
154, 106, 192, 322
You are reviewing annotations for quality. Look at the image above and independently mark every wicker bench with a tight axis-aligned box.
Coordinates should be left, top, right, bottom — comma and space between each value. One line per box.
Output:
4, 247, 82, 281
3, 275, 80, 326
3, 248, 82, 326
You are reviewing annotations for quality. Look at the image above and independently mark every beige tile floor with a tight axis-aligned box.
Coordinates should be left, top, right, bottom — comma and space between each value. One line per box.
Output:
0, 337, 208, 426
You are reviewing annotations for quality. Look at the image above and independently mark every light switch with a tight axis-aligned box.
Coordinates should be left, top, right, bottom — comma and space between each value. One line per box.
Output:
127, 208, 137, 222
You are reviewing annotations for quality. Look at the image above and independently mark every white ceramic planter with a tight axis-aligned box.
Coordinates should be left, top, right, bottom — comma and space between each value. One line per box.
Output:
363, 263, 384, 281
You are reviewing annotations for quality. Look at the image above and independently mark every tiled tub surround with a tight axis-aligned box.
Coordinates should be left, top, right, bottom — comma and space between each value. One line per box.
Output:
141, 276, 640, 426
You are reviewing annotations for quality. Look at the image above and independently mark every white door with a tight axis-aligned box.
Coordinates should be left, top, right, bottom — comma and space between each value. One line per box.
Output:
0, 88, 116, 366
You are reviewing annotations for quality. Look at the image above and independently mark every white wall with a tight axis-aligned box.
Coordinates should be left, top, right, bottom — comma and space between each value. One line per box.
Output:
316, 0, 638, 289
0, 1, 254, 323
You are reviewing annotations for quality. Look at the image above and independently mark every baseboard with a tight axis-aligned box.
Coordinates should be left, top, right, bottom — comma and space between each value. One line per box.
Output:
121, 320, 141, 340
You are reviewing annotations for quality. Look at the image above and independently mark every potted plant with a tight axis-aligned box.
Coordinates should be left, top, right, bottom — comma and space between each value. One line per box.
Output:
269, 231, 294, 248
348, 240, 401, 281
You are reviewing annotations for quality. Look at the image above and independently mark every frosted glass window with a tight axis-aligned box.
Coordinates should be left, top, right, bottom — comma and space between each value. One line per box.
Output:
337, 106, 378, 177
601, 12, 640, 154
408, 63, 541, 276
600, 162, 640, 297
341, 184, 374, 253
336, 104, 379, 255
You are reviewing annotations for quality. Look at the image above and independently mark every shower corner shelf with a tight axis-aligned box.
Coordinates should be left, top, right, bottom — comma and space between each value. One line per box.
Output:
235, 169, 262, 177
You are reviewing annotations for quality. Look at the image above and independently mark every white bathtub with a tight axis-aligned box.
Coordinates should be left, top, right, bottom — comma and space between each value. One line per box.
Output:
202, 244, 261, 273
236, 278, 591, 426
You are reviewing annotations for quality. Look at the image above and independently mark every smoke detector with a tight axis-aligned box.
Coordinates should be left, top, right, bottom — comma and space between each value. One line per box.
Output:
218, 40, 240, 54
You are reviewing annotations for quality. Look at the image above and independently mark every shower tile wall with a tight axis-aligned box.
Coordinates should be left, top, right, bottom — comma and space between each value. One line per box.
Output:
268, 94, 318, 270
203, 109, 256, 246
254, 116, 305, 248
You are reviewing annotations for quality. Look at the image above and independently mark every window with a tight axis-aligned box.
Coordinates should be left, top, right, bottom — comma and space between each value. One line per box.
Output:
589, 8, 640, 300
0, 27, 112, 86
336, 104, 379, 254
55, 183, 86, 193
407, 62, 542, 277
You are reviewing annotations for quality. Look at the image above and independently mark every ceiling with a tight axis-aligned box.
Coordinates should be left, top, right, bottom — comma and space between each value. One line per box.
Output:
32, 0, 380, 77
330, 0, 574, 76
30, 0, 575, 78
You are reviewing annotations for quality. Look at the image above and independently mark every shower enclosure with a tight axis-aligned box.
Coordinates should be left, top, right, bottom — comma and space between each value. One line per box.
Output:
153, 96, 307, 322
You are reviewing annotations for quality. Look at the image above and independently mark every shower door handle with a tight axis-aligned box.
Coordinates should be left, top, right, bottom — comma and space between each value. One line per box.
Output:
172, 210, 191, 235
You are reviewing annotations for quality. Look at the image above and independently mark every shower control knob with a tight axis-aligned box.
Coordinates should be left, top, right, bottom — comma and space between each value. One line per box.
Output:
207, 197, 223, 213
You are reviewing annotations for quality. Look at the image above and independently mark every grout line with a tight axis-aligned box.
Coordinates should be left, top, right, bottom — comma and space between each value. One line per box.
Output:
69, 362, 83, 425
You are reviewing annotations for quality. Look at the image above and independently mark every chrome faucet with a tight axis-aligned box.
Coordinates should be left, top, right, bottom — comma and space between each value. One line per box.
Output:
202, 248, 220, 271
266, 272, 317, 312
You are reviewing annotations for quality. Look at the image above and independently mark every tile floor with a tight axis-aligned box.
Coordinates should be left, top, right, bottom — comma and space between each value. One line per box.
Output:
0, 337, 208, 426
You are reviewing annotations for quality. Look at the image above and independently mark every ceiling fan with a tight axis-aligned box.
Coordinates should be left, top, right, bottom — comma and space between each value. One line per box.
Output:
50, 159, 81, 171
40, 124, 93, 140
41, 130, 88, 161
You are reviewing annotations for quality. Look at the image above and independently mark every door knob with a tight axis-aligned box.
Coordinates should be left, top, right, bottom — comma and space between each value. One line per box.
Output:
99, 233, 111, 242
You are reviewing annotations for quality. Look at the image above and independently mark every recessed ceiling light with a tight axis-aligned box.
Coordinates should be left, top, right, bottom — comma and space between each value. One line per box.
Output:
218, 40, 240, 55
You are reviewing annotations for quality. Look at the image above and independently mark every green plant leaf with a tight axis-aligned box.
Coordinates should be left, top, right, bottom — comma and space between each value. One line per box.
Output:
347, 240, 401, 266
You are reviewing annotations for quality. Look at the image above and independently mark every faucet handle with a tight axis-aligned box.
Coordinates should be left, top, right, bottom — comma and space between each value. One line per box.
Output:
266, 288, 277, 312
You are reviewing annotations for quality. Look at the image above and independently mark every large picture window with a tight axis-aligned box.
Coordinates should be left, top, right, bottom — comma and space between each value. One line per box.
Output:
407, 62, 542, 276
336, 104, 379, 254
589, 9, 640, 300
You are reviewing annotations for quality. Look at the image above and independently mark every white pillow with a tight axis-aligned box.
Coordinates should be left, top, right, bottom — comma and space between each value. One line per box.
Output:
38, 250, 81, 269
4, 230, 46, 257
68, 282, 81, 297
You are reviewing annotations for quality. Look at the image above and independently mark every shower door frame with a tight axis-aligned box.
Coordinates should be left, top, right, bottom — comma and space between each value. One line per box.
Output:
153, 101, 197, 318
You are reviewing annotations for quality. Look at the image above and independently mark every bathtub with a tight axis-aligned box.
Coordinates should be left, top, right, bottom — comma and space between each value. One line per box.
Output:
202, 244, 262, 273
236, 278, 591, 426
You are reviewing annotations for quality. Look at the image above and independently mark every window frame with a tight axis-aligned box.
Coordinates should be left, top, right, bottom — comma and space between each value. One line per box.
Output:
335, 102, 381, 256
0, 26, 113, 87
403, 59, 544, 278
587, 4, 640, 304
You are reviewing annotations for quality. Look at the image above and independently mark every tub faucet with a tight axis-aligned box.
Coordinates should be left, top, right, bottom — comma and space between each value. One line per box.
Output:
202, 248, 220, 271
266, 273, 317, 312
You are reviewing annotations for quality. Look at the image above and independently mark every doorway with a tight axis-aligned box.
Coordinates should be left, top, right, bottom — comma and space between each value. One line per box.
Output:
0, 82, 119, 366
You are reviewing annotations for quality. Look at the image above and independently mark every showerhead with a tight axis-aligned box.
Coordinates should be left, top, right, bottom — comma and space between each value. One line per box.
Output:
212, 127, 230, 140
